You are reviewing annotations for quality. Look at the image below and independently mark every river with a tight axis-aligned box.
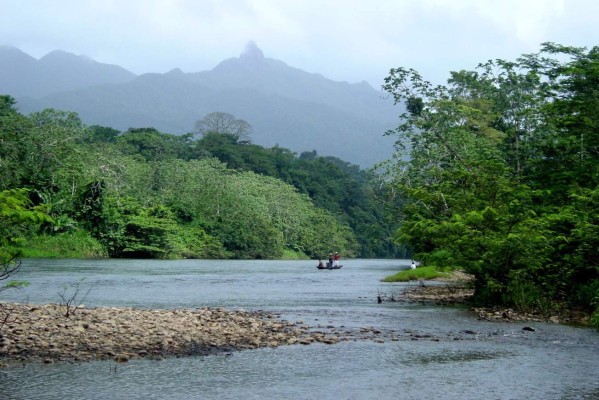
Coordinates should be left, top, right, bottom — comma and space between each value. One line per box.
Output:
1, 258, 598, 399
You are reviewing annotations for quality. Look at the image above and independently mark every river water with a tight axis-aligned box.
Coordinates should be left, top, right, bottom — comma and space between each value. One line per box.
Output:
1, 258, 598, 400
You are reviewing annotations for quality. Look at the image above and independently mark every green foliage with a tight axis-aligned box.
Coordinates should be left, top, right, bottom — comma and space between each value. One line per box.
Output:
381, 43, 599, 320
280, 248, 310, 260
116, 128, 194, 161
0, 188, 53, 250
0, 188, 53, 294
194, 134, 401, 257
152, 158, 358, 259
21, 231, 106, 258
87, 125, 120, 143
1, 95, 398, 260
382, 266, 449, 282
85, 196, 227, 259
0, 95, 18, 116
4, 280, 30, 290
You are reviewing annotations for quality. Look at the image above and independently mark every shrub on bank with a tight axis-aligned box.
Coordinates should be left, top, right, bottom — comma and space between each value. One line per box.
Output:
20, 231, 107, 258
382, 265, 449, 282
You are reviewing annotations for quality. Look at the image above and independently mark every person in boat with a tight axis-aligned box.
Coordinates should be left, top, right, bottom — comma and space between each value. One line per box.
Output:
333, 252, 340, 267
328, 253, 334, 268
317, 259, 325, 268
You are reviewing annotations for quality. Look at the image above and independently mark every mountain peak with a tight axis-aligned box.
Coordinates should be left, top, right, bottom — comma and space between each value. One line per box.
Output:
41, 49, 74, 59
240, 41, 264, 60
0, 45, 36, 61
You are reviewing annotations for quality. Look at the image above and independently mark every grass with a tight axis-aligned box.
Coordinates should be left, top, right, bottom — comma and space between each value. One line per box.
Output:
280, 248, 310, 260
19, 231, 106, 258
381, 265, 450, 282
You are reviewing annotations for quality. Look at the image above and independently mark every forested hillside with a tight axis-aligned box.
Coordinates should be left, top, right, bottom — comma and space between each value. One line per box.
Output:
379, 43, 599, 326
0, 99, 402, 264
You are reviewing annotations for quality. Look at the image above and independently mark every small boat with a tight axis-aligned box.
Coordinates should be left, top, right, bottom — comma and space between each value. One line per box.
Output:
316, 263, 343, 270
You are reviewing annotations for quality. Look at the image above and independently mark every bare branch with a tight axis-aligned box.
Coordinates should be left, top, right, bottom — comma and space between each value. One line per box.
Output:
58, 279, 93, 318
0, 255, 21, 282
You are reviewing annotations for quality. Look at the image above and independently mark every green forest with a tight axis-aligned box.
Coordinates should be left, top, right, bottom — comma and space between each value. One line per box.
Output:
0, 101, 402, 263
378, 43, 598, 326
1, 42, 598, 327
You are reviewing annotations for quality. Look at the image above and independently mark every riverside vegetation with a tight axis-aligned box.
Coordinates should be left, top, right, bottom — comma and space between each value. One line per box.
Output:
377, 43, 599, 327
0, 42, 598, 336
0, 106, 401, 261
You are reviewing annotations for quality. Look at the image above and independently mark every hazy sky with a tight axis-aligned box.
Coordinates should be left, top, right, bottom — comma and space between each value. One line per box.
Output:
1, 0, 598, 88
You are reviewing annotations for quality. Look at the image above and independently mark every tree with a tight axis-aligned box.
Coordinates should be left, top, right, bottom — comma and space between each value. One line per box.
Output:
0, 97, 34, 190
380, 43, 599, 321
151, 158, 359, 259
194, 112, 252, 143
87, 125, 120, 143
0, 189, 52, 293
116, 128, 194, 161
0, 95, 18, 117
0, 97, 396, 260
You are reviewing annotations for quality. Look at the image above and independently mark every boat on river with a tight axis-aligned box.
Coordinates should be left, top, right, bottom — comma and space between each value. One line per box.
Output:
316, 263, 343, 270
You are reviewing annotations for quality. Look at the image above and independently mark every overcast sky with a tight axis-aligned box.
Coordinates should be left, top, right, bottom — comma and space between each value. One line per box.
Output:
1, 0, 598, 88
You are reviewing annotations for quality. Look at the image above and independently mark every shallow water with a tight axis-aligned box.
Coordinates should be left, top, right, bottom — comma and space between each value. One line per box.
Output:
1, 259, 598, 399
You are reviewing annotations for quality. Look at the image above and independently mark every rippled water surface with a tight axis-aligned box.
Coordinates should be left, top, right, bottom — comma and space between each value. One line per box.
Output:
1, 259, 598, 399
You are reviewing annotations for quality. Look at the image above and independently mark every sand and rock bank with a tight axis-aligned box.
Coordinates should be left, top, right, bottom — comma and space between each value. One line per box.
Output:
0, 303, 340, 365
394, 271, 587, 325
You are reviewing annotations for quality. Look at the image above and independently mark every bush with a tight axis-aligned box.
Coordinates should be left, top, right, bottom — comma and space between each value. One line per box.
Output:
20, 230, 106, 258
382, 266, 449, 282
505, 280, 555, 316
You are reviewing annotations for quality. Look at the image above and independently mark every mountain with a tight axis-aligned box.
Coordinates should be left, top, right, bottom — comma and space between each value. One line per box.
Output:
0, 46, 136, 98
2, 44, 399, 166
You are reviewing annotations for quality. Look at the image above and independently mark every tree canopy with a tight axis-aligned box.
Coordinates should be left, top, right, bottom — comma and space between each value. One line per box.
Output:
0, 101, 401, 262
194, 112, 252, 143
379, 43, 599, 325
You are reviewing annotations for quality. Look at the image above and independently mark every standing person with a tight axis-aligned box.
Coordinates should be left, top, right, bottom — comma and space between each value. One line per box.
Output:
411, 260, 416, 270
333, 252, 340, 267
328, 253, 334, 269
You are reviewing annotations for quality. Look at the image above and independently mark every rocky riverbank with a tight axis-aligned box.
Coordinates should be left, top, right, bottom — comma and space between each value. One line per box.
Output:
378, 270, 476, 305
395, 271, 588, 325
0, 303, 341, 365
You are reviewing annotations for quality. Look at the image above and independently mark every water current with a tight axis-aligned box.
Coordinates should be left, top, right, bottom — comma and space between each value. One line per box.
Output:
0, 258, 597, 399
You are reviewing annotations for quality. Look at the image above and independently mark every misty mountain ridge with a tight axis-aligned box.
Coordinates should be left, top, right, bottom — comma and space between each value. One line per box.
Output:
0, 46, 136, 98
1, 43, 399, 166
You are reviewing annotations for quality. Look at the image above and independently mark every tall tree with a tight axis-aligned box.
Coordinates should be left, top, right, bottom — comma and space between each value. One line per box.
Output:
194, 112, 252, 143
381, 43, 599, 320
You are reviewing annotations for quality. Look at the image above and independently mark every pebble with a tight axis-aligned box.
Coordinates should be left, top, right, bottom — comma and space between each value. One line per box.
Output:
0, 303, 321, 364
